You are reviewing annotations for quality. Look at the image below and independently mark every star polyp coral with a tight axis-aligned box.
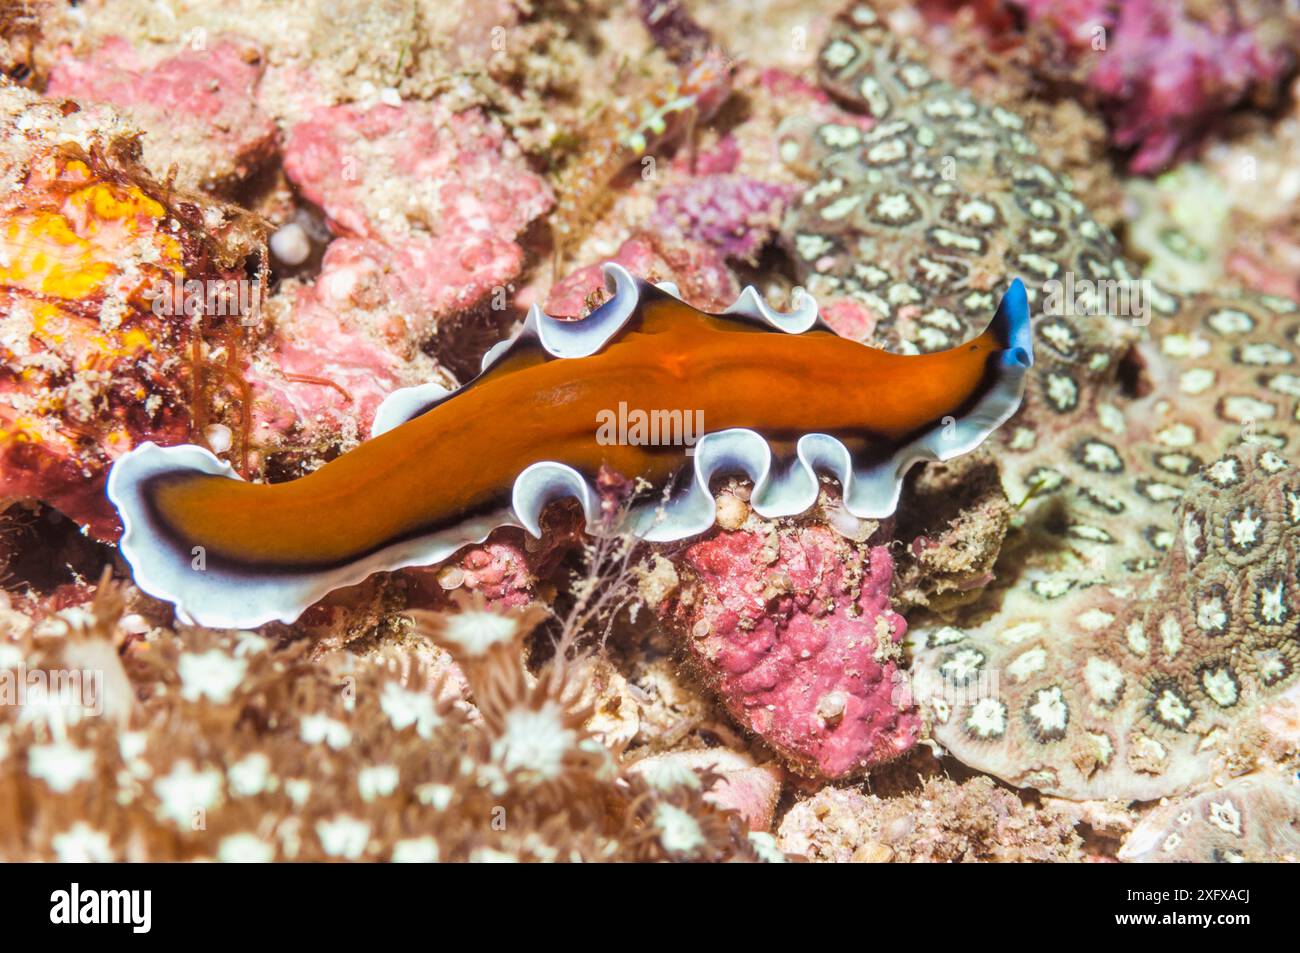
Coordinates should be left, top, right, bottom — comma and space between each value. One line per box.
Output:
663, 521, 919, 780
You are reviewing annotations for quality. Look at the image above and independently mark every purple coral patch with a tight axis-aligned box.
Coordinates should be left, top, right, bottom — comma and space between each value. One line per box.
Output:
651, 174, 797, 264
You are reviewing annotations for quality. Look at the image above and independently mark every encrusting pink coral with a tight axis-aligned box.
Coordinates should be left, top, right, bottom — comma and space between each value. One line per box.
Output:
649, 174, 797, 265
247, 238, 457, 451
661, 518, 919, 780
240, 94, 556, 450
404, 535, 556, 613
544, 235, 739, 318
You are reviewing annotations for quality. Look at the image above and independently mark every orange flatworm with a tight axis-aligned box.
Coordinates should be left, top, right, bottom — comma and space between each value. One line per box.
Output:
109, 265, 1032, 627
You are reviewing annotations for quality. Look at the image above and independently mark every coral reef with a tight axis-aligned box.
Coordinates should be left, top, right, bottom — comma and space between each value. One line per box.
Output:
0, 1, 44, 83
3, 0, 1300, 864
914, 440, 1300, 800
767, 3, 1300, 806
547, 42, 732, 271
892, 451, 1014, 611
0, 84, 259, 539
545, 235, 740, 317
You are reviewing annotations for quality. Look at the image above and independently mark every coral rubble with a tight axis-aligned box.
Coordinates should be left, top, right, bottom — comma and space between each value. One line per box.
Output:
776, 774, 1083, 862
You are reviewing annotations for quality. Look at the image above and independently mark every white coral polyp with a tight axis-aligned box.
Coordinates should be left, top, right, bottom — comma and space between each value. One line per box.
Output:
28, 742, 95, 793
217, 833, 274, 863
441, 610, 519, 657
52, 822, 113, 862
638, 758, 703, 792
379, 682, 441, 738
316, 816, 371, 860
178, 649, 247, 704
490, 702, 575, 781
654, 802, 707, 856
392, 837, 441, 863
153, 761, 223, 828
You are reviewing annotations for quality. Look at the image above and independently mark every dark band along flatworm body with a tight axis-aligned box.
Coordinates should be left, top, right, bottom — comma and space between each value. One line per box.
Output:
109, 264, 1033, 628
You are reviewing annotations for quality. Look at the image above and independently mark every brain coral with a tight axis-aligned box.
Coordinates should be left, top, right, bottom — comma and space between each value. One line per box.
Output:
778, 3, 1137, 355
786, 4, 1300, 802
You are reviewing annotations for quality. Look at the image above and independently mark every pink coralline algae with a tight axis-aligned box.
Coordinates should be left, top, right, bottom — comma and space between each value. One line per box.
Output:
282, 99, 553, 327
45, 35, 277, 192
252, 98, 553, 445
545, 132, 791, 316
404, 515, 585, 614
1014, 0, 1299, 172
248, 239, 454, 445
664, 521, 919, 780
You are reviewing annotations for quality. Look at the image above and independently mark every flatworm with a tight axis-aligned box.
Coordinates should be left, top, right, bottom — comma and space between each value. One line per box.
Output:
108, 264, 1033, 628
